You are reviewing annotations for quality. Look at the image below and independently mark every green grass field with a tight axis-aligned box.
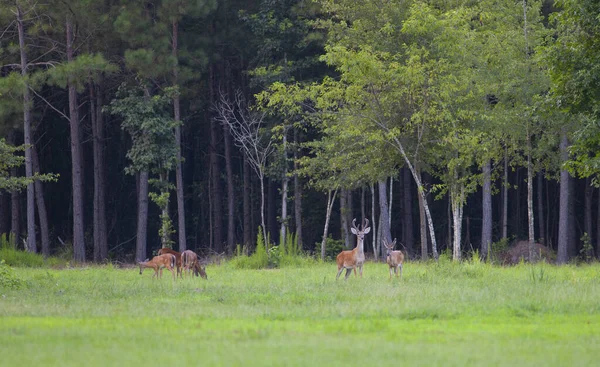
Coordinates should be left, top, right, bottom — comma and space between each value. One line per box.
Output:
1, 259, 599, 366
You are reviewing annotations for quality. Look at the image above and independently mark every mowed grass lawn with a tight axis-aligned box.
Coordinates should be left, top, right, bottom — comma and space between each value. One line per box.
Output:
1, 259, 600, 366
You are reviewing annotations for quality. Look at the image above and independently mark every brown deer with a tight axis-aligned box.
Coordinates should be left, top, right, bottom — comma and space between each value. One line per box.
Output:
181, 250, 199, 278
383, 238, 405, 279
158, 247, 183, 278
138, 253, 177, 280
336, 218, 370, 280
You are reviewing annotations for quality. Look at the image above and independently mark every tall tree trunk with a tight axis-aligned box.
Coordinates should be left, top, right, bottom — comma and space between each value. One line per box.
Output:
293, 129, 303, 250
378, 180, 392, 256
557, 129, 570, 264
481, 159, 492, 260
223, 121, 235, 253
451, 184, 464, 262
597, 187, 600, 259
584, 178, 593, 258
260, 175, 267, 251
370, 184, 378, 261
402, 168, 414, 255
388, 177, 393, 227
279, 130, 288, 248
417, 170, 428, 260
267, 178, 276, 246
320, 189, 337, 261
135, 171, 149, 262
32, 146, 50, 256
340, 189, 350, 248
502, 145, 508, 240
209, 67, 223, 252
91, 83, 108, 262
568, 175, 577, 258
16, 5, 35, 253
172, 20, 187, 253
0, 194, 9, 236
527, 136, 535, 260
8, 131, 20, 247
66, 16, 85, 262
536, 172, 545, 245
243, 158, 252, 250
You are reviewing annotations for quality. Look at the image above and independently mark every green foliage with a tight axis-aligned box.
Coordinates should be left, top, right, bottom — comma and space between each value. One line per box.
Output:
0, 260, 24, 289
0, 139, 58, 192
319, 235, 344, 262
579, 232, 594, 262
0, 247, 68, 268
229, 227, 269, 269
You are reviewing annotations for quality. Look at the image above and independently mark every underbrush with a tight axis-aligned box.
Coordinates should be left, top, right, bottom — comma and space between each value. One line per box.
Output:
0, 247, 68, 268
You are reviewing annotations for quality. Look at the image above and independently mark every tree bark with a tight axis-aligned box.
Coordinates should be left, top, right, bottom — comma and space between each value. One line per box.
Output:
0, 194, 9, 236
402, 167, 414, 255
172, 20, 187, 253
378, 180, 392, 256
293, 129, 303, 250
502, 145, 508, 240
279, 130, 288, 248
66, 16, 85, 262
135, 171, 149, 262
243, 158, 252, 249
8, 131, 20, 247
32, 146, 50, 257
597, 187, 600, 259
16, 5, 36, 253
557, 129, 570, 264
320, 189, 337, 261
209, 67, 223, 252
91, 83, 108, 262
584, 178, 593, 258
527, 136, 535, 261
481, 159, 492, 260
536, 172, 545, 245
417, 170, 428, 260
340, 189, 350, 249
451, 183, 464, 262
370, 184, 378, 261
223, 120, 235, 253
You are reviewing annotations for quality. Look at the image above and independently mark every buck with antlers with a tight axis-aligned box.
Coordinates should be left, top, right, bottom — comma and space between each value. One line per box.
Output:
383, 238, 405, 279
336, 218, 370, 280
138, 253, 177, 280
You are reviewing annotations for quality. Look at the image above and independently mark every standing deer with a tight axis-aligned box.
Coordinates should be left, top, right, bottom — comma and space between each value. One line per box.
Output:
138, 253, 177, 280
158, 247, 183, 278
383, 238, 404, 279
181, 250, 199, 278
336, 218, 370, 280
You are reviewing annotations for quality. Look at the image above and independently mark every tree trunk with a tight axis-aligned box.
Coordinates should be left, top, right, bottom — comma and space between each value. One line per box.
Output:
568, 175, 577, 258
527, 136, 535, 261
293, 129, 303, 250
66, 16, 85, 262
279, 130, 288, 248
243, 158, 252, 249
597, 187, 600, 259
267, 177, 276, 246
502, 145, 508, 240
537, 172, 545, 245
223, 121, 235, 253
209, 67, 223, 252
378, 180, 392, 255
451, 184, 464, 262
16, 5, 36, 253
259, 174, 267, 251
172, 20, 187, 253
340, 189, 350, 249
584, 178, 593, 258
32, 146, 50, 257
320, 189, 337, 261
402, 168, 414, 256
8, 131, 20, 247
557, 129, 570, 264
0, 194, 9, 236
135, 171, 149, 262
481, 159, 492, 260
388, 177, 393, 227
417, 170, 428, 260
90, 83, 108, 262
370, 184, 378, 261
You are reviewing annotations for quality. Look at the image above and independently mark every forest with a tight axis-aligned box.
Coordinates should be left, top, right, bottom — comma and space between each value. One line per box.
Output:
1, 0, 599, 265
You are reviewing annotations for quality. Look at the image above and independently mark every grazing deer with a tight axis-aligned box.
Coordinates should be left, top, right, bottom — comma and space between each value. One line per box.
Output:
181, 250, 199, 278
336, 218, 370, 280
158, 247, 183, 278
383, 238, 405, 279
138, 253, 177, 280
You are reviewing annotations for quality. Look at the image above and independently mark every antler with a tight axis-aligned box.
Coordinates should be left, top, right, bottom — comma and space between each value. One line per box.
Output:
352, 218, 359, 231
362, 218, 369, 230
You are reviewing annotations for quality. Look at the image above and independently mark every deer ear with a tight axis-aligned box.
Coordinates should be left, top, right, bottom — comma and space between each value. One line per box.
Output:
363, 227, 371, 234
351, 227, 358, 235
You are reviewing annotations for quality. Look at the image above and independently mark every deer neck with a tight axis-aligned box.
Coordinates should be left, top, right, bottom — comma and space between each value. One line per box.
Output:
355, 238, 365, 262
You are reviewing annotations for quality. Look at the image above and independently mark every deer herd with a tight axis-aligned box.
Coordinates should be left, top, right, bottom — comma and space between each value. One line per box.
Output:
137, 218, 403, 281
138, 248, 208, 280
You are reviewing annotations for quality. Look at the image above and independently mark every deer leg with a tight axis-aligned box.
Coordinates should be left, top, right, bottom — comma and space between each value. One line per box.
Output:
344, 268, 352, 280
399, 264, 403, 279
389, 267, 393, 279
359, 265, 363, 278
336, 266, 345, 280
169, 266, 176, 280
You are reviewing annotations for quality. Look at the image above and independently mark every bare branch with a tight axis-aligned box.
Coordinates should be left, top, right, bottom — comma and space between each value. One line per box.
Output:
29, 86, 70, 121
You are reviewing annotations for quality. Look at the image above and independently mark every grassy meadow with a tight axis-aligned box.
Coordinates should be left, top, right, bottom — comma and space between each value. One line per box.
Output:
1, 256, 600, 366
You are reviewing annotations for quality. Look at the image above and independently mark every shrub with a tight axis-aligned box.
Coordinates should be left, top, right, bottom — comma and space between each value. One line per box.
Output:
0, 247, 68, 268
0, 260, 24, 289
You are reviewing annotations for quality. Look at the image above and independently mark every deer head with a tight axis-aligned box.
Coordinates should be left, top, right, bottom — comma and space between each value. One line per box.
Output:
350, 218, 371, 242
383, 238, 397, 259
